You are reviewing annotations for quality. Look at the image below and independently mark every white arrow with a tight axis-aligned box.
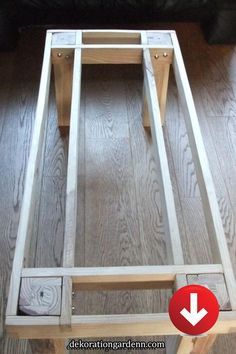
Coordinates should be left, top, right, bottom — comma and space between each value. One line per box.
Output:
180, 293, 208, 326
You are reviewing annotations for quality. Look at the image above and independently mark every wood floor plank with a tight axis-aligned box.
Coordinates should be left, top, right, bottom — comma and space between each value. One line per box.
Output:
189, 69, 236, 276
34, 176, 65, 268
84, 136, 141, 267
124, 67, 167, 265
206, 116, 236, 194
43, 88, 68, 178
166, 72, 200, 198
84, 65, 129, 139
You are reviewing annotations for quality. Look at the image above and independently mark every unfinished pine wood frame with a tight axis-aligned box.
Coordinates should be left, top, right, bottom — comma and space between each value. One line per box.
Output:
5, 30, 236, 354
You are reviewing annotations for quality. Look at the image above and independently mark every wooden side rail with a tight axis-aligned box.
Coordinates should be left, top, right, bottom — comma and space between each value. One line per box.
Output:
5, 30, 236, 354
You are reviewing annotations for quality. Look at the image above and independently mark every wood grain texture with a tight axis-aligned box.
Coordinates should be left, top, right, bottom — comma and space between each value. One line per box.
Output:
84, 65, 129, 139
52, 50, 74, 129
187, 274, 231, 311
124, 67, 167, 266
19, 278, 62, 316
34, 177, 65, 268
43, 88, 68, 178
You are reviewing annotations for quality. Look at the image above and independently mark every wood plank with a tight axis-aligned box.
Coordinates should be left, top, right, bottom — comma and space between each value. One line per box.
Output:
43, 84, 68, 177
165, 74, 200, 198
19, 278, 62, 316
60, 45, 82, 328
52, 48, 74, 132
143, 48, 184, 265
171, 31, 236, 309
62, 47, 82, 267
6, 311, 236, 339
207, 115, 236, 198
82, 48, 142, 64
34, 177, 65, 268
84, 137, 141, 267
84, 66, 129, 139
52, 339, 66, 354
22, 264, 224, 278
6, 32, 52, 317
60, 276, 72, 328
191, 335, 217, 354
180, 198, 212, 264
176, 337, 194, 354
141, 32, 150, 128
82, 31, 141, 44
187, 273, 231, 311
166, 273, 188, 354
52, 32, 76, 46
164, 74, 213, 265
124, 66, 167, 265
81, 47, 172, 64
147, 32, 172, 46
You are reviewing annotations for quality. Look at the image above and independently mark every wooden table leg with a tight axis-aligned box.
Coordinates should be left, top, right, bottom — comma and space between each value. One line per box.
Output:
142, 60, 170, 128
52, 339, 66, 354
52, 49, 74, 135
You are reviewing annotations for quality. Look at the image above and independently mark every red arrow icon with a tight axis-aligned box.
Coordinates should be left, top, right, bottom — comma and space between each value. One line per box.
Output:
169, 285, 219, 335
180, 293, 208, 326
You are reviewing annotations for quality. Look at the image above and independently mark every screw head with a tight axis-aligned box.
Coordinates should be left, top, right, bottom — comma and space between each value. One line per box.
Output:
65, 55, 70, 60
154, 54, 159, 59
72, 306, 75, 312
163, 52, 168, 57
57, 52, 62, 58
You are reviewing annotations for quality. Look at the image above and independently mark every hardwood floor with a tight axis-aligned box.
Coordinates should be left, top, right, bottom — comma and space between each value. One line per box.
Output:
0, 24, 236, 353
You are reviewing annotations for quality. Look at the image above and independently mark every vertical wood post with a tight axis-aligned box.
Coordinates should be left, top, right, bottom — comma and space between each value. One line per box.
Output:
52, 339, 66, 354
53, 49, 74, 135
141, 32, 171, 127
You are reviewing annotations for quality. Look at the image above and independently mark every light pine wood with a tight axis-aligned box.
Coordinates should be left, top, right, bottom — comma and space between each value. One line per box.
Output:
82, 31, 141, 44
6, 311, 236, 339
177, 337, 194, 354
82, 48, 142, 64
19, 278, 62, 316
166, 274, 188, 354
21, 264, 224, 278
192, 335, 217, 354
62, 47, 82, 267
52, 48, 74, 134
59, 276, 72, 328
142, 34, 172, 127
141, 31, 151, 128
60, 40, 82, 329
52, 339, 65, 354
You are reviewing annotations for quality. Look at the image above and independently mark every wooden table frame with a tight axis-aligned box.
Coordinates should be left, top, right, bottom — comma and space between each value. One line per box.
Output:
5, 30, 236, 354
